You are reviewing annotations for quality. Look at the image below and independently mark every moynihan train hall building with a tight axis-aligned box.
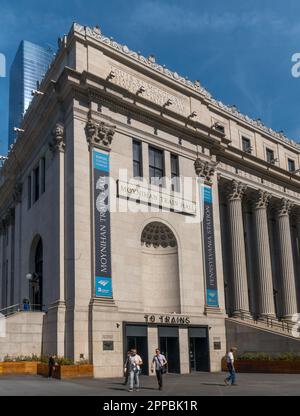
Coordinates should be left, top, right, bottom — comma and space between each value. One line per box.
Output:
0, 23, 300, 378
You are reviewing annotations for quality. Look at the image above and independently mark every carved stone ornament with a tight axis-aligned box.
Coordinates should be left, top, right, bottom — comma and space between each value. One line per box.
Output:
13, 182, 23, 204
253, 190, 272, 210
49, 123, 65, 153
141, 222, 177, 249
226, 180, 247, 201
85, 117, 116, 150
278, 198, 293, 217
194, 159, 216, 184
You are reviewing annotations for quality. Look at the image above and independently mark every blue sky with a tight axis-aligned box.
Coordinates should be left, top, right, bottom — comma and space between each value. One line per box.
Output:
0, 0, 300, 155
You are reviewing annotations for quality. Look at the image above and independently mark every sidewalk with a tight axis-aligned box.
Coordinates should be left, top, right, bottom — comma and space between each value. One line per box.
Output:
0, 372, 299, 396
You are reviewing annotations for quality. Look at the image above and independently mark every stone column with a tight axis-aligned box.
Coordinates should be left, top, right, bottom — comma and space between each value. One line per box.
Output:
252, 191, 275, 317
226, 180, 249, 315
277, 199, 298, 319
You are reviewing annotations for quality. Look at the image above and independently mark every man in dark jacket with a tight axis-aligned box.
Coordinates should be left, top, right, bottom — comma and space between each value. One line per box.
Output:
48, 355, 56, 379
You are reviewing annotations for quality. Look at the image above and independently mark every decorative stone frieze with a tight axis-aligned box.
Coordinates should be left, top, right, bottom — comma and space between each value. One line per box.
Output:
49, 123, 65, 154
85, 116, 116, 151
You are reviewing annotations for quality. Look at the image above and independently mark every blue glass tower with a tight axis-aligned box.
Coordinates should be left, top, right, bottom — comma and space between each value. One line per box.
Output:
8, 41, 53, 147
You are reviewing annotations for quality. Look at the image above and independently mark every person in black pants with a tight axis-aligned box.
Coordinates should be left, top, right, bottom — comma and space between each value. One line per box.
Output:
123, 351, 131, 385
151, 349, 167, 391
48, 355, 56, 379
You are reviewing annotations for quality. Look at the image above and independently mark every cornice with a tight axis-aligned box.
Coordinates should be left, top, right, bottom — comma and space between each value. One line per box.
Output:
72, 22, 300, 152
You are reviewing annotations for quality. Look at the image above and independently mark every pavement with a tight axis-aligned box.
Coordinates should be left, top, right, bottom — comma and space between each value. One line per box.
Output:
0, 372, 299, 396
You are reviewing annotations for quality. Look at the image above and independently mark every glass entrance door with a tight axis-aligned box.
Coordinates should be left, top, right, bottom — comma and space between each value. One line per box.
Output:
125, 325, 148, 375
189, 327, 209, 372
158, 327, 180, 374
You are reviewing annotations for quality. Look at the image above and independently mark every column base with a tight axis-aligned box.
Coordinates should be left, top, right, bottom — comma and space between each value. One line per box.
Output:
204, 306, 223, 316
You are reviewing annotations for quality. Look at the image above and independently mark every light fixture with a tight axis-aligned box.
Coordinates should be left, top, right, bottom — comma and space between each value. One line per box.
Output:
106, 70, 116, 81
13, 127, 25, 133
163, 98, 173, 108
136, 86, 145, 95
212, 122, 225, 133
26, 273, 33, 281
291, 168, 300, 174
31, 90, 45, 97
188, 111, 197, 119
0, 156, 7, 161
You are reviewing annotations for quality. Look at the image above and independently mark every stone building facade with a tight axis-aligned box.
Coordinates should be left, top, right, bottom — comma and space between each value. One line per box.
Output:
0, 23, 300, 377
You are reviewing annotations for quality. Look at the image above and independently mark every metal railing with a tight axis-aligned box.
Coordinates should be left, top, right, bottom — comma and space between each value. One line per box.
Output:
228, 309, 298, 336
0, 303, 44, 317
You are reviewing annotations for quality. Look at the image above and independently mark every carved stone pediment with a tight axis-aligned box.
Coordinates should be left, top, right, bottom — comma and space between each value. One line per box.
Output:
49, 123, 65, 154
194, 158, 217, 184
85, 117, 116, 151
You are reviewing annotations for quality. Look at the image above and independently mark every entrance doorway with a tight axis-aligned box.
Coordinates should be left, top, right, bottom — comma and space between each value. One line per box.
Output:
125, 325, 148, 375
189, 327, 209, 372
158, 327, 180, 374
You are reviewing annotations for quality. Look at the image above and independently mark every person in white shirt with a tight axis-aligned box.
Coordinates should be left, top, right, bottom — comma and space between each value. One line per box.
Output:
125, 349, 143, 392
224, 348, 237, 386
151, 348, 168, 391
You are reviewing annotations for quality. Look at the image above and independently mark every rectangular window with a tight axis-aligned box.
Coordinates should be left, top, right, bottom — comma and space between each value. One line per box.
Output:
41, 157, 46, 194
34, 166, 40, 202
149, 146, 164, 186
288, 159, 296, 173
133, 140, 143, 178
171, 154, 180, 192
242, 137, 252, 153
266, 148, 275, 164
27, 175, 32, 209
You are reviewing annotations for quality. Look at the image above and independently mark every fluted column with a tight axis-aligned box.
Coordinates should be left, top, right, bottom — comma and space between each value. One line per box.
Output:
277, 199, 298, 319
226, 180, 249, 315
252, 191, 275, 317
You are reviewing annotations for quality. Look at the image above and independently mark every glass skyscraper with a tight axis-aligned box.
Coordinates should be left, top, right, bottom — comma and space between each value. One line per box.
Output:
8, 41, 53, 147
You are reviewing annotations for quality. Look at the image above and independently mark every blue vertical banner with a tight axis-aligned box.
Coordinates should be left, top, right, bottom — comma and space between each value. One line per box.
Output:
201, 185, 219, 307
93, 150, 113, 298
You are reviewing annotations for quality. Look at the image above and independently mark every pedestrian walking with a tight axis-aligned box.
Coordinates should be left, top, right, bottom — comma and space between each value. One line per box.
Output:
48, 355, 56, 379
125, 349, 143, 392
123, 350, 131, 385
151, 348, 167, 391
224, 348, 237, 386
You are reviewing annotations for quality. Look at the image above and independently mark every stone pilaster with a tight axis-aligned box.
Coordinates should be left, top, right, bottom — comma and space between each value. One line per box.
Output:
226, 180, 249, 315
277, 199, 298, 319
252, 190, 276, 317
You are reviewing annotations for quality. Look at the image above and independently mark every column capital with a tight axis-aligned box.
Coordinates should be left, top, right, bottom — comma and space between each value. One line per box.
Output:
194, 158, 217, 185
85, 114, 116, 151
49, 123, 65, 154
253, 190, 272, 210
226, 180, 247, 201
277, 198, 293, 217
